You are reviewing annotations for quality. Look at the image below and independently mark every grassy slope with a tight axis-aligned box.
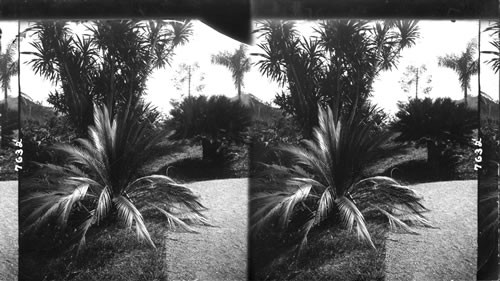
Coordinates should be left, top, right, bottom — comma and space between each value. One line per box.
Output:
143, 140, 249, 183
21, 200, 170, 281
255, 223, 386, 281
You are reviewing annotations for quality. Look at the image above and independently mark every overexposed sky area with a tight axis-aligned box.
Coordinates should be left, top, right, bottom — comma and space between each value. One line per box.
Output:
0, 19, 499, 116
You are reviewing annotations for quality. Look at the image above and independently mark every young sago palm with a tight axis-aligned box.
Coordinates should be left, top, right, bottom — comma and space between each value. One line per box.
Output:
21, 102, 208, 252
251, 105, 432, 251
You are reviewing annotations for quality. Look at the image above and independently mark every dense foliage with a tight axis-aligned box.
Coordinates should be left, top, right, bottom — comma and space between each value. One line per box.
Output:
251, 105, 430, 255
25, 20, 192, 136
478, 118, 499, 278
392, 97, 477, 176
1, 107, 19, 147
169, 95, 252, 162
253, 20, 419, 138
22, 115, 76, 172
0, 33, 20, 147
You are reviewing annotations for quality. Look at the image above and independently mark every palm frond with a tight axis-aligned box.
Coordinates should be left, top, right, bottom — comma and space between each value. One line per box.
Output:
22, 184, 90, 234
336, 196, 374, 248
149, 203, 199, 233
114, 195, 155, 248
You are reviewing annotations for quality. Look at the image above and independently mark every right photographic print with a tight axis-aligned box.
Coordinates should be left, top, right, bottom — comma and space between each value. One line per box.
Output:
478, 20, 500, 281
248, 19, 492, 281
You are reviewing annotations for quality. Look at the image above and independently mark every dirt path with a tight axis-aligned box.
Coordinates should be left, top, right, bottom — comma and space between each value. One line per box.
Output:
385, 180, 476, 281
164, 178, 247, 281
0, 181, 18, 281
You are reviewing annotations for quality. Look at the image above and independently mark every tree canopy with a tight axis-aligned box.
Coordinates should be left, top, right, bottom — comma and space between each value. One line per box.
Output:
438, 40, 479, 106
253, 20, 419, 138
211, 44, 251, 100
25, 20, 193, 136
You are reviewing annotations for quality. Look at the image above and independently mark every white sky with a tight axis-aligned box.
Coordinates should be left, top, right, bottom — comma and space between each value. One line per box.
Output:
0, 19, 499, 116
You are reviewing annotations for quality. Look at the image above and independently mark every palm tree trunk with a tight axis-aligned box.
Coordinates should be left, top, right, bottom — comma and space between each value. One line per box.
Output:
464, 87, 468, 107
415, 68, 419, 99
2, 83, 8, 148
201, 137, 219, 161
426, 140, 441, 176
238, 83, 241, 101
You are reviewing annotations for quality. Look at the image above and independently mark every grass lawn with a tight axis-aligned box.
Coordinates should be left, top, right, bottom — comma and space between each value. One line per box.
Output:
253, 222, 386, 281
21, 222, 169, 281
143, 140, 249, 183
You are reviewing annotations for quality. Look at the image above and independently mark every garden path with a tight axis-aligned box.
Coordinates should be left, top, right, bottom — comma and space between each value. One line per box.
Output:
0, 181, 17, 281
164, 178, 247, 281
385, 180, 476, 281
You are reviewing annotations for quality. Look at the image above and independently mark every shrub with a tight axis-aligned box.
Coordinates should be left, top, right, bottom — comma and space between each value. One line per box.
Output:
1, 108, 19, 147
21, 102, 208, 255
169, 95, 252, 163
21, 115, 77, 174
392, 97, 477, 175
251, 105, 431, 255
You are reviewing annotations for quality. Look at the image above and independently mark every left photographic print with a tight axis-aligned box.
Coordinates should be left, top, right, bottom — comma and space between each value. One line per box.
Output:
18, 19, 251, 281
0, 20, 20, 281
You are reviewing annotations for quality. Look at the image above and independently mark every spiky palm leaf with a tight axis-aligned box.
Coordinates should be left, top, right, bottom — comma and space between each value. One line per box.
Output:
483, 21, 500, 73
21, 102, 208, 253
251, 105, 430, 251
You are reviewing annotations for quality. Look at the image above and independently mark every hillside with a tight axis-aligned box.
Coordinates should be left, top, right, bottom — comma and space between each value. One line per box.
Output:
18, 95, 55, 124
0, 96, 19, 111
456, 93, 499, 121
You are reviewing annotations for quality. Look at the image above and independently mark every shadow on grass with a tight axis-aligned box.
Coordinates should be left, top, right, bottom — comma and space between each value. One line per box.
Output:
155, 145, 249, 183
380, 159, 450, 185
157, 157, 234, 183
19, 189, 177, 281
250, 221, 387, 281
379, 155, 476, 185
20, 221, 169, 281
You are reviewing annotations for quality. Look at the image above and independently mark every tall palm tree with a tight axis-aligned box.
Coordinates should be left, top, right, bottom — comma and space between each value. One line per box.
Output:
0, 30, 20, 147
438, 40, 479, 107
211, 44, 251, 101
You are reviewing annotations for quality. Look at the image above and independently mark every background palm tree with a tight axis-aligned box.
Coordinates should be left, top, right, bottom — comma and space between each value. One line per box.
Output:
438, 40, 479, 107
211, 44, 251, 101
0, 29, 20, 147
